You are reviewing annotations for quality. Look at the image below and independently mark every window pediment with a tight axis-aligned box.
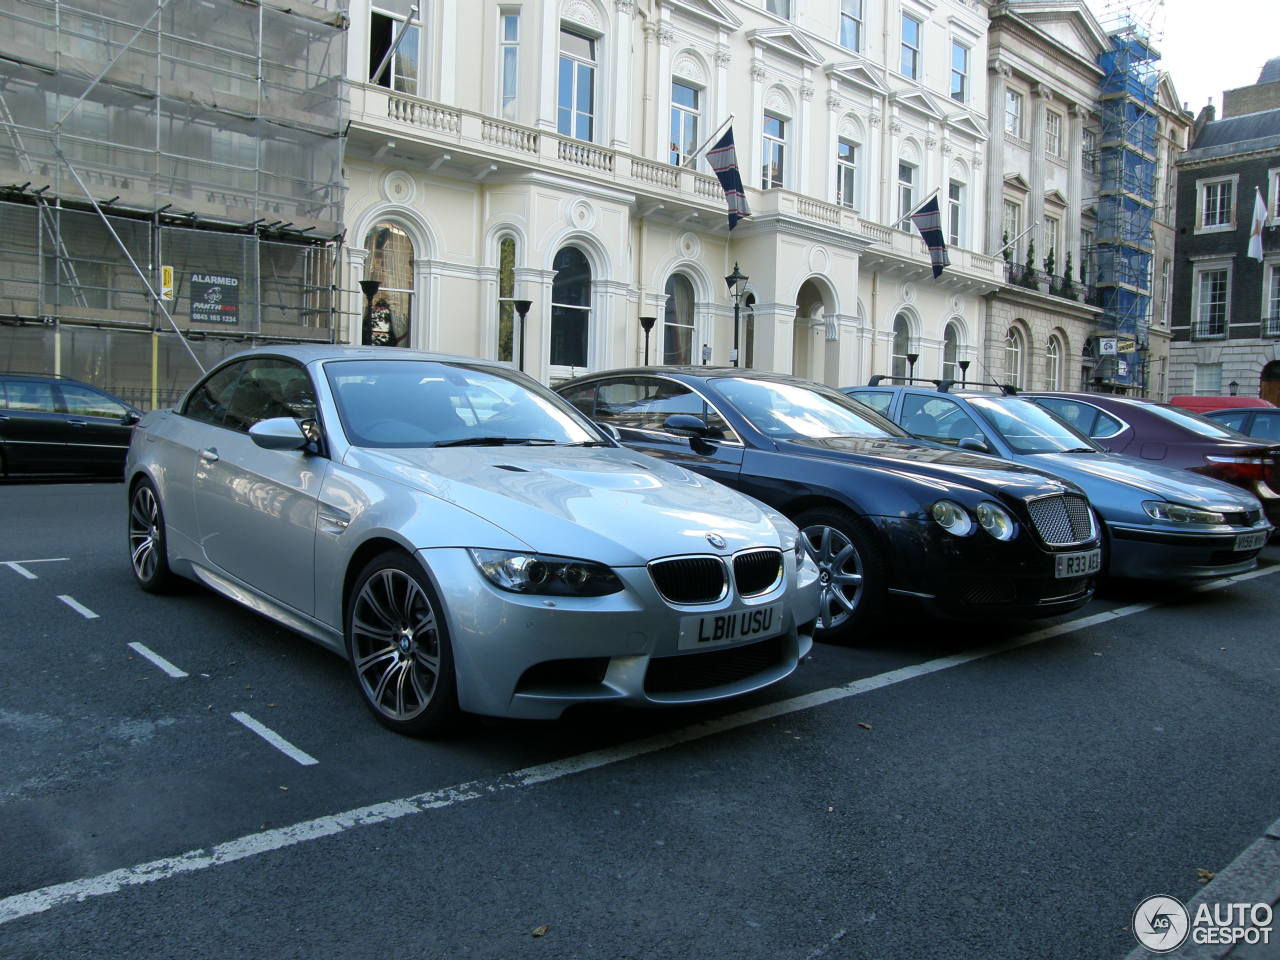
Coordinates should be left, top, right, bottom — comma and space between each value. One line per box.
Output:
747, 27, 823, 67
826, 58, 888, 95
1004, 173, 1031, 193
663, 0, 743, 31
889, 88, 945, 120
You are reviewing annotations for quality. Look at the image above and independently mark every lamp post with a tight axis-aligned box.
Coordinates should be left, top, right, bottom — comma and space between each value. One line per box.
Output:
639, 316, 656, 366
725, 262, 748, 367
514, 299, 532, 371
358, 279, 381, 346
1229, 379, 1239, 396
957, 359, 970, 386
906, 352, 919, 381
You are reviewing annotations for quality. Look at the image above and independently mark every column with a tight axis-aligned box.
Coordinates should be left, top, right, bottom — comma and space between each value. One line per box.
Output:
1066, 102, 1084, 270
611, 0, 634, 151
1029, 82, 1050, 267
986, 61, 1010, 255
412, 258, 436, 351
797, 75, 814, 196
750, 56, 766, 188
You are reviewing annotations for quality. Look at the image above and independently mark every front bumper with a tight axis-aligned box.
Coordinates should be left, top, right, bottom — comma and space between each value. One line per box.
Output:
1106, 521, 1273, 579
418, 546, 820, 720
872, 516, 1098, 620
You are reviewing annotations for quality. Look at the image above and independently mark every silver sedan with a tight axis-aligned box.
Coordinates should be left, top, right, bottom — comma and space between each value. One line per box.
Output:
125, 346, 819, 736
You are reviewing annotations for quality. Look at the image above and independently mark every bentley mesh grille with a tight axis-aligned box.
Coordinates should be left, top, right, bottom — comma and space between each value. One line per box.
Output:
648, 556, 727, 605
733, 549, 783, 597
1026, 493, 1095, 546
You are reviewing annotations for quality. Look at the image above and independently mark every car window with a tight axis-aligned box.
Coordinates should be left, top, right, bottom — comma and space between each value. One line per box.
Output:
1146, 403, 1248, 439
59, 384, 127, 419
845, 390, 893, 414
1241, 412, 1280, 441
715, 377, 905, 440
182, 362, 246, 428
219, 359, 318, 433
1030, 398, 1125, 439
558, 383, 596, 418
1213, 411, 1249, 431
327, 359, 597, 448
968, 397, 1096, 454
2, 380, 59, 413
898, 394, 990, 447
593, 377, 736, 440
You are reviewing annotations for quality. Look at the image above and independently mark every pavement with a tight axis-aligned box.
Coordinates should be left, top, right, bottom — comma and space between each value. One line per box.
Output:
1125, 816, 1280, 959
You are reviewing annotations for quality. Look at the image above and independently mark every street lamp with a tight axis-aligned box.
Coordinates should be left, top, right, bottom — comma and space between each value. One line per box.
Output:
358, 279, 381, 346
639, 316, 656, 366
957, 359, 970, 386
906, 352, 919, 381
1229, 379, 1239, 396
725, 262, 748, 367
514, 299, 532, 371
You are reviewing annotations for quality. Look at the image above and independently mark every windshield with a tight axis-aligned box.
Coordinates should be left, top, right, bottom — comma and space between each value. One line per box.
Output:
967, 396, 1098, 454
325, 359, 600, 448
715, 377, 906, 441
1146, 403, 1251, 439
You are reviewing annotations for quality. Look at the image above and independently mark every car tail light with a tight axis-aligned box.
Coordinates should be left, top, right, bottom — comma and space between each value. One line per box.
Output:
1193, 448, 1277, 490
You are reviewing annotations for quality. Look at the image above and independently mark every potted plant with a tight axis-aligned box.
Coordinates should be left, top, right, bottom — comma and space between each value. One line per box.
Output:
1061, 251, 1077, 299
1021, 238, 1039, 289
1043, 247, 1056, 294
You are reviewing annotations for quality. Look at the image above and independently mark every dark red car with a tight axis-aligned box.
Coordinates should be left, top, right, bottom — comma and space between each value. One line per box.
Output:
1020, 392, 1280, 527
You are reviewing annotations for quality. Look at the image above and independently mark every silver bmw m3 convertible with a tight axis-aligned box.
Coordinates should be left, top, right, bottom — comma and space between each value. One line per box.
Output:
126, 346, 820, 735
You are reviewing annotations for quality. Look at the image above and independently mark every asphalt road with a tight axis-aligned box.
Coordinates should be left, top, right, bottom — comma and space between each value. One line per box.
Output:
1, 482, 1277, 959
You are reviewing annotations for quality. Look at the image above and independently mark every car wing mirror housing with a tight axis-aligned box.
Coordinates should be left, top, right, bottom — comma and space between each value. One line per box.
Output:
124, 411, 141, 425
596, 421, 621, 442
249, 416, 309, 451
958, 436, 990, 453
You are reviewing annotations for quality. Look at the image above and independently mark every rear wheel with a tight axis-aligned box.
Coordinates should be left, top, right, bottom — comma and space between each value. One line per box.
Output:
794, 506, 885, 644
345, 552, 459, 737
128, 479, 177, 593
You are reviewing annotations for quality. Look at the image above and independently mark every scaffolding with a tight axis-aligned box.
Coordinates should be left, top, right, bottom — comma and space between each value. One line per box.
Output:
1092, 16, 1158, 392
0, 0, 348, 406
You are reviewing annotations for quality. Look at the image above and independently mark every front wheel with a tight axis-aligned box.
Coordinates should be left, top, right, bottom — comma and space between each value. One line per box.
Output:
345, 552, 459, 737
128, 479, 177, 593
794, 506, 885, 644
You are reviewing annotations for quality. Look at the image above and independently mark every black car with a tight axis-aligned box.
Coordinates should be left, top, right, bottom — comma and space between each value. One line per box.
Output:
0, 372, 141, 478
1206, 407, 1280, 443
555, 368, 1101, 642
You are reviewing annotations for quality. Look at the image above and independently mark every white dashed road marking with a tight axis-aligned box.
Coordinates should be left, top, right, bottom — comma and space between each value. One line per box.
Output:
56, 595, 98, 619
2, 558, 69, 580
231, 712, 319, 767
0, 565, 1275, 926
127, 642, 189, 679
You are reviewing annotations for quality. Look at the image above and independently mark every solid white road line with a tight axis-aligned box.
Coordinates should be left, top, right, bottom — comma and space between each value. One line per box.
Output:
56, 595, 98, 619
126, 642, 189, 679
2, 558, 68, 580
231, 712, 319, 767
0, 565, 1276, 926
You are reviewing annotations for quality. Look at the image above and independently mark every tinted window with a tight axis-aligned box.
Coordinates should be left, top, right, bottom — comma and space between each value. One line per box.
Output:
1213, 411, 1249, 431
182, 362, 245, 428
1031, 398, 1125, 439
716, 377, 904, 440
593, 377, 735, 439
2, 380, 58, 413
558, 382, 597, 418
1241, 412, 1280, 441
60, 384, 127, 419
1146, 403, 1247, 439
968, 397, 1095, 454
845, 390, 893, 414
900, 394, 990, 447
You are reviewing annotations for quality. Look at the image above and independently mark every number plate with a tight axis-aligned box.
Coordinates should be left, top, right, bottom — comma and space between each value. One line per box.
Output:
678, 604, 783, 651
1055, 548, 1101, 578
1235, 530, 1268, 551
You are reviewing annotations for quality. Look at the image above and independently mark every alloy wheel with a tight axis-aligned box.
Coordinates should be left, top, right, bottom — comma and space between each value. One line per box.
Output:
129, 484, 161, 583
800, 522, 865, 632
350, 567, 441, 721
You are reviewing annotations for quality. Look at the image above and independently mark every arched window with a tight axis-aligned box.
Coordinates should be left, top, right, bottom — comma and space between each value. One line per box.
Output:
891, 313, 911, 382
1004, 326, 1026, 389
363, 222, 414, 347
1045, 335, 1062, 390
497, 236, 517, 363
663, 274, 695, 364
942, 323, 960, 381
551, 246, 591, 368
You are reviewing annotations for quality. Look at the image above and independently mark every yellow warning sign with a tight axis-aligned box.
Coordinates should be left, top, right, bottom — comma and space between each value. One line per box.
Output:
161, 265, 174, 300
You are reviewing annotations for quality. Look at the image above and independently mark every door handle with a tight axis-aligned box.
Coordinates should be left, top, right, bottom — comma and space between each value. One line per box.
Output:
199, 447, 219, 463
67, 420, 87, 427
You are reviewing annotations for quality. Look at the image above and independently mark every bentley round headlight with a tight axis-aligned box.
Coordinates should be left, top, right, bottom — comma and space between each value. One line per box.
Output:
976, 502, 1016, 540
931, 499, 974, 536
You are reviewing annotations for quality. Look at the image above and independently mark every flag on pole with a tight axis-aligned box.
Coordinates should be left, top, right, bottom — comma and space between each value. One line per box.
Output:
1248, 186, 1268, 262
707, 127, 750, 230
909, 195, 950, 278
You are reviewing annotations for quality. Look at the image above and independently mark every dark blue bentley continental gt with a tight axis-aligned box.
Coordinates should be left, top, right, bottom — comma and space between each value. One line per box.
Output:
556, 368, 1102, 643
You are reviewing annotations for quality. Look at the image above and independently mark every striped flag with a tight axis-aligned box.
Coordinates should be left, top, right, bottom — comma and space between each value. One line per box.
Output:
909, 195, 950, 278
707, 127, 750, 230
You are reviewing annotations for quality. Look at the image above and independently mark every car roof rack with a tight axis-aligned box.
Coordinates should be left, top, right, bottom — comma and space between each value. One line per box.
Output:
865, 374, 1020, 396
866, 375, 944, 388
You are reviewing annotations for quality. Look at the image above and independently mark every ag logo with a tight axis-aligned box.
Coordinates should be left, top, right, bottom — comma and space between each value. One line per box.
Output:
1133, 895, 1190, 953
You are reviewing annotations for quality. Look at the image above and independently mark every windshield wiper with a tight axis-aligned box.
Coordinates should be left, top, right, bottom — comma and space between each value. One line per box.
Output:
565, 440, 612, 447
432, 436, 558, 447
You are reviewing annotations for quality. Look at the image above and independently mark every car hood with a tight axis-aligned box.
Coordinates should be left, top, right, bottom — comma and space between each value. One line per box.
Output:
781, 436, 1072, 499
1022, 452, 1263, 512
345, 445, 784, 565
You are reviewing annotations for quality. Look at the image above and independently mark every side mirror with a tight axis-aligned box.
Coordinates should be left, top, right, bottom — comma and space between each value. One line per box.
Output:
249, 416, 309, 451
957, 437, 990, 453
596, 421, 621, 442
124, 410, 141, 425
663, 414, 714, 437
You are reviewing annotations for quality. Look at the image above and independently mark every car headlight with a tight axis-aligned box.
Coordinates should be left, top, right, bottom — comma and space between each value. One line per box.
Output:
976, 502, 1017, 541
1142, 501, 1226, 525
931, 499, 974, 536
469, 549, 624, 596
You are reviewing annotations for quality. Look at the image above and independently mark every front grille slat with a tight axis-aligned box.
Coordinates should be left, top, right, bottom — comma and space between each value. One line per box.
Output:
732, 548, 783, 597
1026, 493, 1094, 546
649, 556, 726, 605
645, 636, 787, 694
